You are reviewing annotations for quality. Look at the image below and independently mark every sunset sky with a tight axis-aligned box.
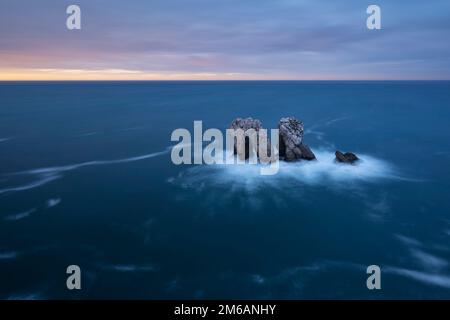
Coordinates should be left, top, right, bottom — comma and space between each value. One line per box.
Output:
0, 0, 449, 80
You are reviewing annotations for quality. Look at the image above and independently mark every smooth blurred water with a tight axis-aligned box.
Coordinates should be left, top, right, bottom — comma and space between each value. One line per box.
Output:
1, 81, 450, 299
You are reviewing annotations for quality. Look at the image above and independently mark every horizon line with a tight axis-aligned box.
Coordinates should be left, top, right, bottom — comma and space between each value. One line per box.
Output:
1, 79, 449, 82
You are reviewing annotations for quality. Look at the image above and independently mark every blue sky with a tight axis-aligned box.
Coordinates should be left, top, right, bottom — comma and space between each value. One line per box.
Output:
0, 0, 449, 79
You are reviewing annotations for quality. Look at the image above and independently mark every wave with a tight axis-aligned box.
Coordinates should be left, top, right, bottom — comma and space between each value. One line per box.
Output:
0, 149, 169, 195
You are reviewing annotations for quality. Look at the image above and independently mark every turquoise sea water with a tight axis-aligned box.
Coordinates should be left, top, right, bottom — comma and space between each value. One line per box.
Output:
1, 81, 450, 299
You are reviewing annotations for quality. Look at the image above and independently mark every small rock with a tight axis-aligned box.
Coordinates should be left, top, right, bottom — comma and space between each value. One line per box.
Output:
335, 150, 359, 164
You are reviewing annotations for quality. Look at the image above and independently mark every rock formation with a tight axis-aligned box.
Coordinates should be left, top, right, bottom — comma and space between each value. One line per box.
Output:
229, 117, 263, 160
278, 117, 316, 161
335, 150, 359, 164
229, 116, 316, 162
227, 117, 362, 166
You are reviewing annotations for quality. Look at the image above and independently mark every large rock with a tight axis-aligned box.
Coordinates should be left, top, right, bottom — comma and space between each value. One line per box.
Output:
278, 117, 316, 161
229, 117, 263, 160
335, 150, 359, 164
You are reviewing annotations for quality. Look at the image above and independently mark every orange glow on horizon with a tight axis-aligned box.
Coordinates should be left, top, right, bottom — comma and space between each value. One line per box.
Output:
0, 68, 369, 81
0, 68, 298, 81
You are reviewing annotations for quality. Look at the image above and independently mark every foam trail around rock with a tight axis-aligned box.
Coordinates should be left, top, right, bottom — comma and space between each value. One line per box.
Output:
169, 149, 406, 194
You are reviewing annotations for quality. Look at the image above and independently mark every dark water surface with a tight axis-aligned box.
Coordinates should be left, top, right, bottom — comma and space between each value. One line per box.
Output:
1, 81, 450, 299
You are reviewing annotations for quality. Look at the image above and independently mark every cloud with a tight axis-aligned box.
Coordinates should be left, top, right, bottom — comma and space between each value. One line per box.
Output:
1, 0, 450, 79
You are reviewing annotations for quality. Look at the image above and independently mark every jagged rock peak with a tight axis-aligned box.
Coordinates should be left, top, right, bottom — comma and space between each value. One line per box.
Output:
278, 117, 315, 162
230, 117, 262, 131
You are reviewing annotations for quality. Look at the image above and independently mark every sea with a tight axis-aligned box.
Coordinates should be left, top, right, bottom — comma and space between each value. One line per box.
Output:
1, 81, 450, 299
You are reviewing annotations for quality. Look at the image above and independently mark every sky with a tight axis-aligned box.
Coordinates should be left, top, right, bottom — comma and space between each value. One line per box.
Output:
0, 0, 449, 80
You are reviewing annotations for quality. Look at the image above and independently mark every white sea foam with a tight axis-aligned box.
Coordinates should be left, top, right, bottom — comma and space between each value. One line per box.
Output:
0, 137, 12, 143
0, 149, 169, 195
105, 264, 156, 272
395, 234, 423, 247
77, 131, 98, 137
364, 196, 391, 222
0, 251, 19, 260
119, 126, 146, 132
385, 267, 450, 289
7, 293, 44, 300
46, 198, 61, 208
251, 260, 364, 294
251, 274, 266, 285
410, 249, 449, 271
169, 150, 403, 193
307, 116, 351, 131
24, 150, 169, 176
4, 208, 36, 221
0, 173, 61, 195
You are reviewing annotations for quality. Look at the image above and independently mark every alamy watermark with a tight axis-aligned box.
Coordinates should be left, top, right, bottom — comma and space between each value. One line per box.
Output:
367, 5, 381, 30
170, 121, 280, 175
66, 265, 81, 290
366, 265, 381, 290
64, 5, 381, 32
66, 5, 81, 30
